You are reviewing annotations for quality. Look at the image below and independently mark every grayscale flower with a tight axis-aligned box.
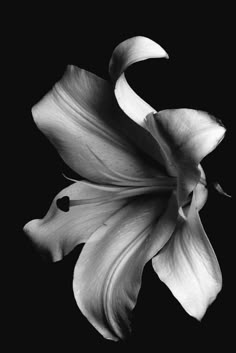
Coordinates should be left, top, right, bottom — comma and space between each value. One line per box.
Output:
24, 36, 226, 341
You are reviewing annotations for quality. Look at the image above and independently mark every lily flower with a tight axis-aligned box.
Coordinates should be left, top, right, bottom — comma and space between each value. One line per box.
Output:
24, 36, 226, 341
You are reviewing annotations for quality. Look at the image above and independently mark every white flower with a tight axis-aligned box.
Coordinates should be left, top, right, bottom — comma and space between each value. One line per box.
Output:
24, 36, 226, 341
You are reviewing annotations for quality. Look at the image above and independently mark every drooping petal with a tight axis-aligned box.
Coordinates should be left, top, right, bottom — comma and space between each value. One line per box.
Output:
73, 193, 178, 341
23, 181, 128, 261
32, 66, 161, 186
109, 36, 169, 126
152, 190, 222, 320
145, 109, 226, 205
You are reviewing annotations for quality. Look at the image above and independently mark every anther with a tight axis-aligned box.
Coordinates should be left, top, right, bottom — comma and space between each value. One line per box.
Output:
56, 196, 70, 212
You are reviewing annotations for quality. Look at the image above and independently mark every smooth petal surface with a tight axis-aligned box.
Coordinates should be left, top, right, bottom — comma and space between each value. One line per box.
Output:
109, 36, 169, 126
23, 181, 127, 261
194, 165, 208, 211
152, 191, 222, 320
32, 66, 161, 186
145, 109, 226, 205
73, 193, 178, 340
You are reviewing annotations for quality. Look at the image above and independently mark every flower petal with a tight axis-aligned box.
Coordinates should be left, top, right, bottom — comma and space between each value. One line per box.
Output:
72, 193, 178, 340
109, 36, 169, 126
145, 109, 226, 205
195, 165, 208, 211
152, 190, 222, 320
32, 66, 161, 186
23, 181, 127, 261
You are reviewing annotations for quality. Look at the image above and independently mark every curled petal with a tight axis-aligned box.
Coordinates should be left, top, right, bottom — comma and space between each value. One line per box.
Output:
32, 66, 161, 186
109, 36, 169, 81
73, 193, 178, 340
109, 36, 169, 126
145, 109, 226, 205
23, 181, 127, 261
152, 190, 222, 320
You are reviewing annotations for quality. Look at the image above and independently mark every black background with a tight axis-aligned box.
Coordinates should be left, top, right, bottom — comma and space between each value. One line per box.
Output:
8, 7, 234, 352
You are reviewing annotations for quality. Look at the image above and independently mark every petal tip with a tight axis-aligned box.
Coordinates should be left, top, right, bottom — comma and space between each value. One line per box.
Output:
65, 64, 78, 75
186, 280, 222, 321
109, 36, 169, 81
23, 219, 61, 262
23, 219, 39, 239
31, 103, 39, 120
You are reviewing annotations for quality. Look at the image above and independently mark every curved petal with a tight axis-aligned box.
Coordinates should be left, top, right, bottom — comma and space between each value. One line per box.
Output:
152, 190, 222, 320
23, 181, 127, 261
145, 109, 226, 205
194, 165, 208, 211
72, 192, 178, 341
32, 66, 161, 186
109, 36, 169, 126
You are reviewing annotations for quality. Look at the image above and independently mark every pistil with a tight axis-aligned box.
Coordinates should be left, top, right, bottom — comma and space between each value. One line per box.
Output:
56, 182, 176, 212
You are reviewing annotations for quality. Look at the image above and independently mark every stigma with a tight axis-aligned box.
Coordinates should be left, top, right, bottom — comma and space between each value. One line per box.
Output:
56, 196, 70, 212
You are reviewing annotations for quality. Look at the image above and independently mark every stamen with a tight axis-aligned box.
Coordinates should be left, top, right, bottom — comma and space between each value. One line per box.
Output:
56, 195, 115, 212
212, 182, 231, 198
69, 197, 113, 206
200, 176, 231, 198
62, 173, 79, 183
56, 183, 175, 213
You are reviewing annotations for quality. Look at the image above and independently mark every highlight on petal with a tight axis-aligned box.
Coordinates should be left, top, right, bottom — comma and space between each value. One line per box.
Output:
152, 191, 222, 320
145, 109, 226, 205
109, 36, 169, 126
23, 181, 127, 261
32, 66, 161, 186
73, 192, 178, 341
